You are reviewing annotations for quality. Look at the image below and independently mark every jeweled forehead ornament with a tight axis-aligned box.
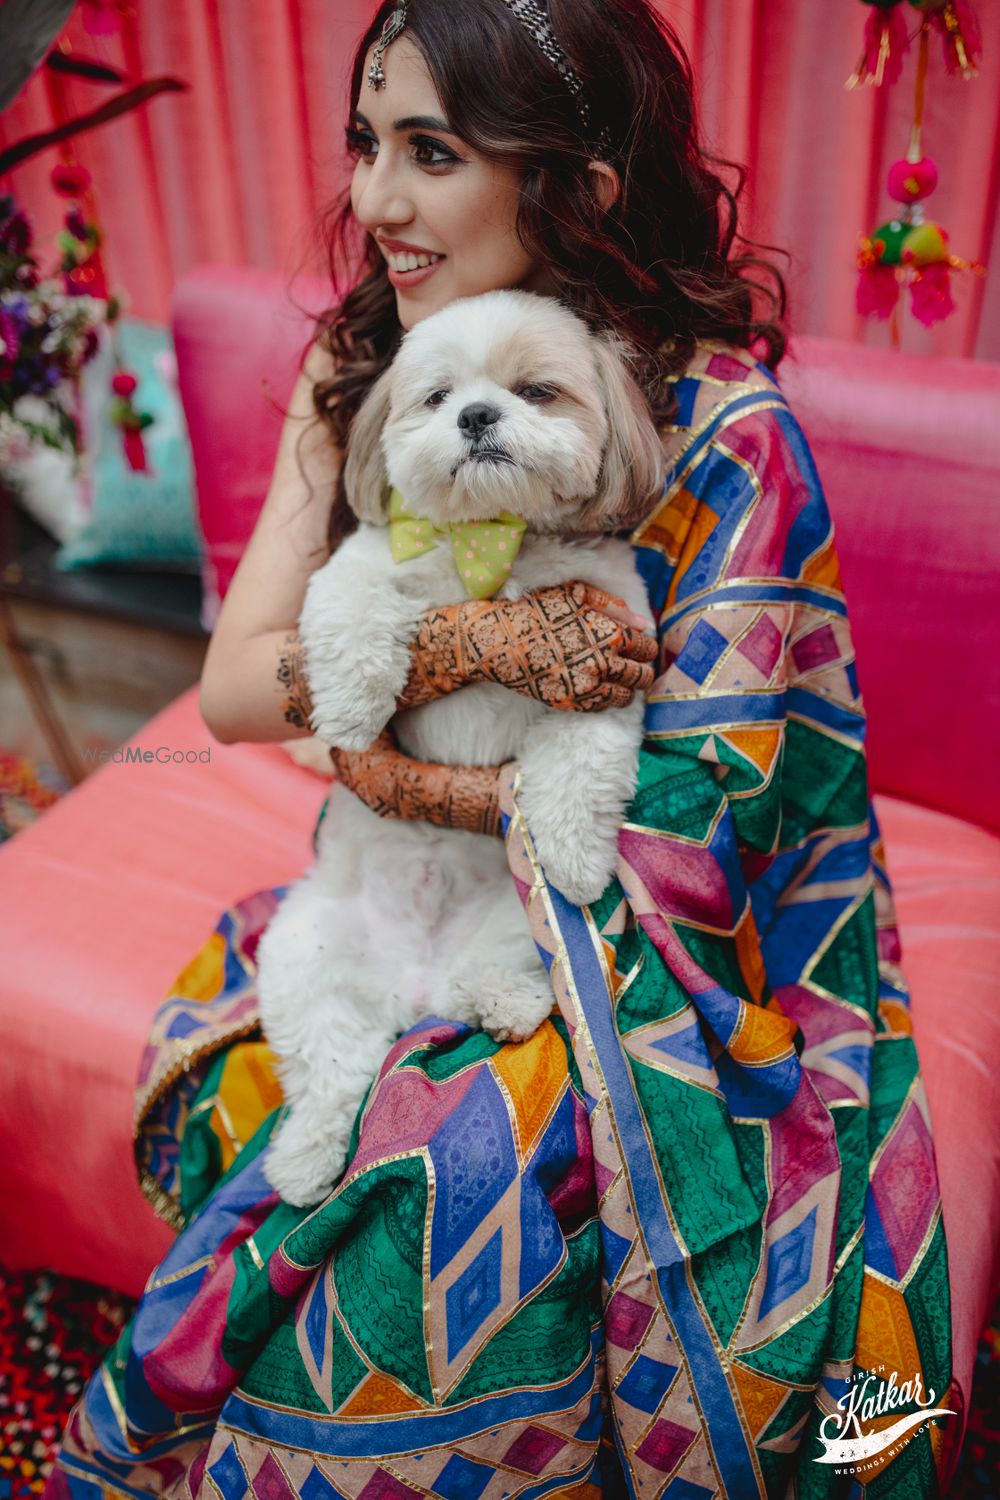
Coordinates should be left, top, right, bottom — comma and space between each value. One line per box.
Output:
368, 3, 408, 89
366, 0, 612, 158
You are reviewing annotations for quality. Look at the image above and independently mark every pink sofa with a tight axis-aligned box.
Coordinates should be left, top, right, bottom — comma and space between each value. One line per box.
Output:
0, 267, 997, 1463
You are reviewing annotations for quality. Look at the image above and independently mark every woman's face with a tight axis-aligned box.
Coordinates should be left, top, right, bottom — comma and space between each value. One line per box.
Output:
349, 36, 556, 328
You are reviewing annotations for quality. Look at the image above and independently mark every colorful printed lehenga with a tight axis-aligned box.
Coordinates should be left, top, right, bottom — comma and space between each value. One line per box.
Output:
47, 344, 958, 1500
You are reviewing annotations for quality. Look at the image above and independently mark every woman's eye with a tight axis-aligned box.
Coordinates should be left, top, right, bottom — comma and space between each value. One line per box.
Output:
346, 129, 373, 161
344, 128, 458, 170
517, 384, 557, 403
425, 389, 450, 407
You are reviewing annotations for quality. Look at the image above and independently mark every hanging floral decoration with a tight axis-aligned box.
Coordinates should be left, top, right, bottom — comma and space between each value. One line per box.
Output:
847, 0, 981, 88
0, 7, 186, 476
49, 159, 152, 471
849, 0, 985, 337
108, 369, 153, 472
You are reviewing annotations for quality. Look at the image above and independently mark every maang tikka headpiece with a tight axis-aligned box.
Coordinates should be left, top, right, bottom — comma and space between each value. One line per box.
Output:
367, 0, 613, 159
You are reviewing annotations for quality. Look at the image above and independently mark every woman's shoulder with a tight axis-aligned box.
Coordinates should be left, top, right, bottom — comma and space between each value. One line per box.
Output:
656, 337, 792, 474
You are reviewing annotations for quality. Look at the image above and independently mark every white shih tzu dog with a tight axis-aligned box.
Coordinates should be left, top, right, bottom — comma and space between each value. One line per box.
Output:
257, 289, 663, 1206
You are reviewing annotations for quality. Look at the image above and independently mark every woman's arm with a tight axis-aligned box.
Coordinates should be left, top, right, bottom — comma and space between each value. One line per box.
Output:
330, 731, 504, 836
329, 583, 657, 837
199, 339, 339, 745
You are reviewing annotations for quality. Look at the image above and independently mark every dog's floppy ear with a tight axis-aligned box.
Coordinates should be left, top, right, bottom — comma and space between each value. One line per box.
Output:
576, 332, 665, 533
343, 364, 396, 525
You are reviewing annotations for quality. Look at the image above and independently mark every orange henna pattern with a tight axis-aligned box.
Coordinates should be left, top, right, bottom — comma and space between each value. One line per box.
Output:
330, 730, 503, 836
276, 629, 315, 731
398, 580, 658, 714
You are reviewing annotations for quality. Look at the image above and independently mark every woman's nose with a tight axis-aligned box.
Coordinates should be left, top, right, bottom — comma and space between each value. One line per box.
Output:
353, 156, 415, 236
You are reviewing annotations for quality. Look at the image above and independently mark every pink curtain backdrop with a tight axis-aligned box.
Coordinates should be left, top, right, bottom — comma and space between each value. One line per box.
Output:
1, 0, 997, 358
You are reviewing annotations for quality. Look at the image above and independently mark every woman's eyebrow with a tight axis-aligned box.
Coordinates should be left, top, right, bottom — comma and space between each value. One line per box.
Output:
352, 109, 458, 134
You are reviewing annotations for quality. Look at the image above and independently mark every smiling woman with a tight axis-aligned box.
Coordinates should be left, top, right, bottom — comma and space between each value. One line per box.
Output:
48, 2, 957, 1496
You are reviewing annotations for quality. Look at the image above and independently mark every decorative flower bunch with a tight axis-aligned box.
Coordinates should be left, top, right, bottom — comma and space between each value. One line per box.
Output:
0, 7, 185, 481
0, 191, 110, 468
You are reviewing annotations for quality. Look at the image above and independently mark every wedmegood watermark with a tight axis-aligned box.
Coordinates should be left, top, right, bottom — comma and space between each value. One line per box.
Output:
80, 745, 212, 766
814, 1364, 955, 1476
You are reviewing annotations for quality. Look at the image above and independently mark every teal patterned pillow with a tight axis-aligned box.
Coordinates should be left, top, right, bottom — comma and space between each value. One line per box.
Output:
55, 319, 203, 573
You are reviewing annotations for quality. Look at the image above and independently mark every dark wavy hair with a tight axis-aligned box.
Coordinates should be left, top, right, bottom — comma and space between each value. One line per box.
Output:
300, 0, 789, 547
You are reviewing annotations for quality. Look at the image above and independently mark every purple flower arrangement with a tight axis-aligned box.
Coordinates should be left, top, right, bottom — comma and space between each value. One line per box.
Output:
0, 192, 111, 469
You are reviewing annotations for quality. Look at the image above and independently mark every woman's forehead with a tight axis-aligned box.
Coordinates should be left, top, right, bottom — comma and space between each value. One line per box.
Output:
356, 36, 448, 126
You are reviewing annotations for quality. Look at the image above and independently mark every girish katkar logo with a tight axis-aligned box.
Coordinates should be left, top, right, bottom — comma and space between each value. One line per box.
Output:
813, 1363, 955, 1475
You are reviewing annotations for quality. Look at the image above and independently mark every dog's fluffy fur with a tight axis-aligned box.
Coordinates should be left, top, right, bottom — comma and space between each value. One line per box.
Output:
257, 290, 662, 1206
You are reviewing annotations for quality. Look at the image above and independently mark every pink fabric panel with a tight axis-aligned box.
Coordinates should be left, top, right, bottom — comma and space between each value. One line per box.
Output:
876, 794, 1000, 1435
2, 3, 998, 358
782, 334, 1000, 833
0, 687, 327, 1296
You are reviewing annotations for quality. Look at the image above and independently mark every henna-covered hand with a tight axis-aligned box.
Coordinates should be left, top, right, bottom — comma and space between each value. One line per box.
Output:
399, 580, 658, 714
330, 728, 504, 836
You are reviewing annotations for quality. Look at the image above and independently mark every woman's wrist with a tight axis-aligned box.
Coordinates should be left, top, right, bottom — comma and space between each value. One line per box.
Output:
330, 730, 503, 836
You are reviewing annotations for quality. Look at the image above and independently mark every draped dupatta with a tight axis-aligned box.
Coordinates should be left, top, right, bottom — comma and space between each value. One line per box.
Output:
49, 343, 955, 1500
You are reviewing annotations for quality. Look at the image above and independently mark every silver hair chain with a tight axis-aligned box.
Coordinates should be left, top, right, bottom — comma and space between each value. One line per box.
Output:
368, 0, 613, 158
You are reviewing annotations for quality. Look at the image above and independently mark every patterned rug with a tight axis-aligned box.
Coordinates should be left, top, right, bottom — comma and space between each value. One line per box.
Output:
0, 753, 996, 1497
0, 1269, 132, 1496
0, 751, 69, 844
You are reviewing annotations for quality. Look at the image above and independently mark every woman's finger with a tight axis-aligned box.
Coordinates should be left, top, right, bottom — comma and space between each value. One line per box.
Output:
579, 608, 659, 664
569, 579, 653, 632
617, 625, 659, 662
604, 655, 657, 693
606, 683, 636, 711
566, 678, 637, 712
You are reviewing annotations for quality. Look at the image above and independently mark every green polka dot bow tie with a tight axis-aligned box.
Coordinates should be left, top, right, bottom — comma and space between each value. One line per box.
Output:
387, 487, 527, 600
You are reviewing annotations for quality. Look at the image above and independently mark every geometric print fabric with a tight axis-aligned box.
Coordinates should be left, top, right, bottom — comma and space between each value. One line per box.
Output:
49, 342, 955, 1500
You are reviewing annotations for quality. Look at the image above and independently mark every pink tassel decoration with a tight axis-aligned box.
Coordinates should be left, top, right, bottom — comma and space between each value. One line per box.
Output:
908, 260, 956, 324
847, 6, 911, 88
857, 261, 901, 319
933, 0, 982, 77
110, 368, 154, 471
122, 427, 149, 472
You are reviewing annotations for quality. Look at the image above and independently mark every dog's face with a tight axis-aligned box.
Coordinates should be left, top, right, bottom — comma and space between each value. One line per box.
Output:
343, 290, 664, 534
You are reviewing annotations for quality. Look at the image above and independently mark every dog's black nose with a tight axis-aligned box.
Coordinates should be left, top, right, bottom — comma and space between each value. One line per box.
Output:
457, 402, 501, 441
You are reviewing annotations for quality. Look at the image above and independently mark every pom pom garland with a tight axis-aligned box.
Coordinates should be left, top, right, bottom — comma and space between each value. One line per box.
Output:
851, 1, 985, 337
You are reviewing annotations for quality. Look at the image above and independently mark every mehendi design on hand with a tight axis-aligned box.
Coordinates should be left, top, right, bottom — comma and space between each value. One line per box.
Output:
277, 629, 315, 731
398, 581, 659, 713
330, 730, 503, 836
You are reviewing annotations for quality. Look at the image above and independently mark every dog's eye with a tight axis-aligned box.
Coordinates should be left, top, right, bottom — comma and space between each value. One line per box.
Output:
424, 389, 451, 407
516, 383, 558, 403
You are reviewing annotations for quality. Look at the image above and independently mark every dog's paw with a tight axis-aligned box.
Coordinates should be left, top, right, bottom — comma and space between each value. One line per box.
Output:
534, 836, 618, 908
306, 677, 397, 753
264, 1115, 349, 1208
446, 965, 554, 1044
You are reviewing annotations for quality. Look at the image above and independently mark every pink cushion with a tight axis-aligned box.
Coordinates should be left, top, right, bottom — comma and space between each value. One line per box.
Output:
781, 336, 1000, 834
875, 794, 1000, 1441
0, 691, 997, 1447
171, 267, 331, 627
